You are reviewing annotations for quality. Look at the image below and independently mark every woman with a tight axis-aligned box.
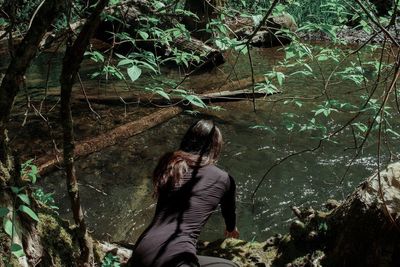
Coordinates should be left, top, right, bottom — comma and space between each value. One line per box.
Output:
128, 119, 239, 267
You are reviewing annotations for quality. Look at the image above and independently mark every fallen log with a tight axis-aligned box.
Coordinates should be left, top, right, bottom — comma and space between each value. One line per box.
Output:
37, 75, 277, 175
173, 36, 225, 69
36, 106, 182, 175
73, 75, 272, 105
73, 89, 270, 106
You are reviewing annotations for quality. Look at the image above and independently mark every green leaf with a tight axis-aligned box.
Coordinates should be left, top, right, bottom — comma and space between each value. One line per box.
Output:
17, 194, 30, 205
304, 63, 313, 72
0, 208, 9, 217
285, 51, 295, 59
276, 72, 285, 86
3, 218, 13, 237
252, 15, 263, 26
11, 187, 21, 194
185, 95, 206, 108
138, 31, 149, 40
0, 18, 7, 26
295, 100, 302, 107
28, 173, 37, 184
117, 58, 133, 66
155, 90, 170, 100
127, 65, 142, 82
318, 55, 329, 61
284, 121, 295, 131
314, 109, 324, 116
11, 243, 25, 258
18, 205, 39, 222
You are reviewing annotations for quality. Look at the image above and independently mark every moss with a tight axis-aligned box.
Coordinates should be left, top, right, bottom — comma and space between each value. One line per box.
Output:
37, 213, 80, 266
0, 231, 18, 267
198, 239, 278, 267
93, 240, 106, 264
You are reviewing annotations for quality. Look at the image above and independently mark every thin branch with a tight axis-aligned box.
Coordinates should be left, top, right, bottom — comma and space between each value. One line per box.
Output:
77, 73, 101, 119
246, 43, 256, 112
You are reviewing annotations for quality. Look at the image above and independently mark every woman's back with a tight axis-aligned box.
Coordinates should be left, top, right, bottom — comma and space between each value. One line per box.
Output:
130, 164, 236, 267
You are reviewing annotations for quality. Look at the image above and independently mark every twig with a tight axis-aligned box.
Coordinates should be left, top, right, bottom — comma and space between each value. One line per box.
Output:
28, 0, 46, 31
77, 73, 101, 119
246, 43, 256, 112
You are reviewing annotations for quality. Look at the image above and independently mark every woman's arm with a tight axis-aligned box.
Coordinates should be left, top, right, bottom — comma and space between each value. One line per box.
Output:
220, 175, 238, 237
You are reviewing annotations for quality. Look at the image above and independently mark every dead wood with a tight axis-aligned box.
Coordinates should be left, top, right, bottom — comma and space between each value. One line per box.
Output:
36, 106, 182, 175
72, 75, 272, 105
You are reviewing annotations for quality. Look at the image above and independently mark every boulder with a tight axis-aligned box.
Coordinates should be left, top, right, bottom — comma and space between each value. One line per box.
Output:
235, 13, 297, 47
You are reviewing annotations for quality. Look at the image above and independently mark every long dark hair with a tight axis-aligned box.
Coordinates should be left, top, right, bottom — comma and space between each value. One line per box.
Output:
153, 119, 223, 196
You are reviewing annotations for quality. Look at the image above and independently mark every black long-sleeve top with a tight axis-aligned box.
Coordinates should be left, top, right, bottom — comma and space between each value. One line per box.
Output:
129, 164, 236, 267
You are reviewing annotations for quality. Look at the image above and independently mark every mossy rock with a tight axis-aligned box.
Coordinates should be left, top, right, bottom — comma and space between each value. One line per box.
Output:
198, 238, 278, 267
37, 213, 80, 266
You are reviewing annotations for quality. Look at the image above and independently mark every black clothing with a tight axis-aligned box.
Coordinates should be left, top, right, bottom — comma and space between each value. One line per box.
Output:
129, 165, 236, 267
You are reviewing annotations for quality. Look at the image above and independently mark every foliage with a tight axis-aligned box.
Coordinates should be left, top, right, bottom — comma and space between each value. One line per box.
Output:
102, 253, 121, 267
1, 0, 400, 262
1, 161, 58, 260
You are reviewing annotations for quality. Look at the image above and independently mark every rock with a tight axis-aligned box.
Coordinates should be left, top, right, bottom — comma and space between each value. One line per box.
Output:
264, 234, 282, 248
325, 199, 340, 211
324, 162, 400, 266
267, 13, 298, 32
198, 238, 278, 267
289, 220, 306, 241
305, 230, 318, 242
235, 13, 297, 47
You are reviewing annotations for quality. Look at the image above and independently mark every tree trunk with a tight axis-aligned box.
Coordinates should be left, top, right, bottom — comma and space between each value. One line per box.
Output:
0, 0, 67, 264
0, 0, 67, 162
59, 0, 109, 265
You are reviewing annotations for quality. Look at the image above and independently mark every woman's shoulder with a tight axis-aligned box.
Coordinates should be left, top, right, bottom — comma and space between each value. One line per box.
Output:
201, 164, 230, 179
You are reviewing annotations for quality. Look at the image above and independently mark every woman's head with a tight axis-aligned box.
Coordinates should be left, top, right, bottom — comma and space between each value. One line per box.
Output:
153, 119, 223, 196
179, 119, 223, 163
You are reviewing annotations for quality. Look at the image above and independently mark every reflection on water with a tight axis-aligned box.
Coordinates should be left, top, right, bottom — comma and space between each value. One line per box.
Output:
36, 46, 400, 243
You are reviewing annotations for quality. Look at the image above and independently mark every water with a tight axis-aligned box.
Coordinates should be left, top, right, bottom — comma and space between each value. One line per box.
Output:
17, 45, 399, 243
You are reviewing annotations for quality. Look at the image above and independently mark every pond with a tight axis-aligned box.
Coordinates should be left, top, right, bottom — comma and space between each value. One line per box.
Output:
15, 44, 399, 243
